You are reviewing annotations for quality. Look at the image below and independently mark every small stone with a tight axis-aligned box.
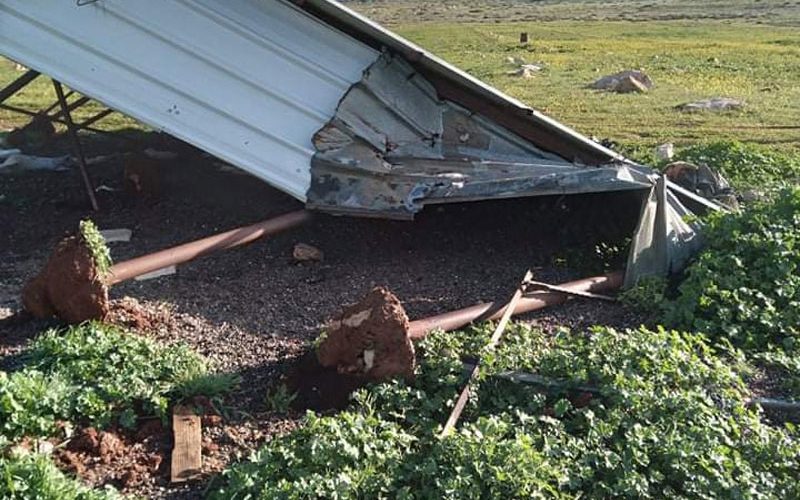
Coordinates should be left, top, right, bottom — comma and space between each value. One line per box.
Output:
293, 243, 323, 262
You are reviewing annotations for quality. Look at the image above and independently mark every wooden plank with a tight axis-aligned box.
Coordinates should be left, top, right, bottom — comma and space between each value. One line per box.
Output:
170, 405, 202, 483
440, 269, 533, 436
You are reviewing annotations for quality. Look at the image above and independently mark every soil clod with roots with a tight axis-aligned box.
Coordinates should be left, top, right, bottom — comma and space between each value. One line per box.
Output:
22, 235, 109, 323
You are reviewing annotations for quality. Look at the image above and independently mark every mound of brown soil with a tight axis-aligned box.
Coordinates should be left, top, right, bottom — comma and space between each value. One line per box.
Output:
316, 286, 415, 381
21, 235, 108, 323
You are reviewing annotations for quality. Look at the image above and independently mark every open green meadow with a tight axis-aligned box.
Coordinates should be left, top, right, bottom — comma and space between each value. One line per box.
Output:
391, 21, 800, 150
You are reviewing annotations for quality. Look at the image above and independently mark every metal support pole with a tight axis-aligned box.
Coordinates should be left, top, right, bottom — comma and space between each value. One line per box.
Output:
108, 210, 312, 285
0, 69, 40, 104
53, 80, 99, 211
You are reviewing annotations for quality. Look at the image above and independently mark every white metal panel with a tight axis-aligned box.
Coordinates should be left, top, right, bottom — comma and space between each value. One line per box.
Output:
0, 0, 379, 200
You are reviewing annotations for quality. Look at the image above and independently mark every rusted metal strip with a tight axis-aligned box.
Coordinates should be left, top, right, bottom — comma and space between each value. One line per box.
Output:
408, 271, 624, 339
108, 210, 311, 285
440, 269, 534, 436
53, 80, 99, 211
0, 69, 40, 104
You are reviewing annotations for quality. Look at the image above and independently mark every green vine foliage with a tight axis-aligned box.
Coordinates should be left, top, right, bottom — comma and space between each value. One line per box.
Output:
0, 451, 122, 500
0, 322, 235, 439
78, 220, 112, 278
664, 187, 800, 352
211, 325, 800, 499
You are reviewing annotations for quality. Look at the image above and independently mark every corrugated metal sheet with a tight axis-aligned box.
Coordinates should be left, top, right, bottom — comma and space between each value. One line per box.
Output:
300, 0, 626, 166
0, 0, 379, 200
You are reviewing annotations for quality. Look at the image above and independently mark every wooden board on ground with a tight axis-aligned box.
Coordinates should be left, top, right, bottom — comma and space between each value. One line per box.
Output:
171, 405, 202, 483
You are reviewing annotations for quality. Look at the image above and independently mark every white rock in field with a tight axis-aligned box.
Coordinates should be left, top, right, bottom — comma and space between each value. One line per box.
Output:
677, 98, 744, 112
591, 70, 653, 93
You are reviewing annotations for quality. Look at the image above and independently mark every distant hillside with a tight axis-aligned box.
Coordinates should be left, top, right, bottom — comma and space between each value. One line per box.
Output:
341, 0, 800, 26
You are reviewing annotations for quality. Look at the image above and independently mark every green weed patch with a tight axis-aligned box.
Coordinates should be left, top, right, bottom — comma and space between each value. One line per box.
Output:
211, 325, 800, 499
0, 451, 121, 500
0, 322, 236, 439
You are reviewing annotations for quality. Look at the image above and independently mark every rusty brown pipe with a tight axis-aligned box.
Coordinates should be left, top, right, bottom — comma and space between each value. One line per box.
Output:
408, 270, 624, 339
107, 210, 311, 285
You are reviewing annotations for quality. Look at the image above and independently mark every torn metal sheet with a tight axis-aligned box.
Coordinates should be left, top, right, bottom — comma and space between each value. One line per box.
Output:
308, 54, 652, 218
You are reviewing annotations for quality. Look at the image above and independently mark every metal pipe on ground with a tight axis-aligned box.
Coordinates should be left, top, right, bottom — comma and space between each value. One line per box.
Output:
22, 210, 311, 323
409, 271, 623, 339
317, 270, 624, 381
108, 210, 312, 284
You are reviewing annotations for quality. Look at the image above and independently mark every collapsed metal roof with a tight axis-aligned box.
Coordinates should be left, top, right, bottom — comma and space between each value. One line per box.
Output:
0, 0, 703, 283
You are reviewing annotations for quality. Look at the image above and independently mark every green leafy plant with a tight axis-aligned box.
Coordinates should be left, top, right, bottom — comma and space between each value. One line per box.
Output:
0, 322, 233, 438
664, 187, 800, 352
210, 411, 415, 499
672, 140, 800, 191
619, 276, 668, 319
0, 451, 122, 500
264, 384, 297, 414
212, 324, 800, 499
78, 220, 112, 278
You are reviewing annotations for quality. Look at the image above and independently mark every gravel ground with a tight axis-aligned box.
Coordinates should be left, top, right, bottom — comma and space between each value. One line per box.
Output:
0, 134, 647, 498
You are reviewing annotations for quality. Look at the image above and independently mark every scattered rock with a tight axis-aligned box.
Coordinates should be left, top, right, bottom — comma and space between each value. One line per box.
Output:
591, 70, 653, 93
293, 243, 323, 262
133, 265, 177, 282
99, 431, 125, 464
69, 427, 100, 454
677, 97, 744, 112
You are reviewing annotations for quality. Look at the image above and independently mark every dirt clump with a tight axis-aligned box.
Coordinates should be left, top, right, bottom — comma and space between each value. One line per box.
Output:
316, 286, 415, 381
55, 423, 169, 491
106, 297, 176, 332
21, 235, 108, 323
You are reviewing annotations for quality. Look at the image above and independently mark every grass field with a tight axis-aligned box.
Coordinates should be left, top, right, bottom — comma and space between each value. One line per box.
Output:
350, 0, 800, 26
391, 21, 800, 150
2, 2, 798, 155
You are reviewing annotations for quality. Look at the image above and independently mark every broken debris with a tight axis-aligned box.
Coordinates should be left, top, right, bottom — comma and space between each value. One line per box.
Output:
664, 161, 738, 209
100, 228, 133, 244
22, 234, 109, 323
0, 152, 71, 174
